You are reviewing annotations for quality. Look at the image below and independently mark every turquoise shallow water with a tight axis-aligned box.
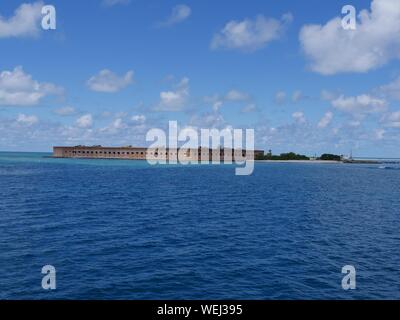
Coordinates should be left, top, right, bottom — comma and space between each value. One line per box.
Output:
0, 152, 400, 299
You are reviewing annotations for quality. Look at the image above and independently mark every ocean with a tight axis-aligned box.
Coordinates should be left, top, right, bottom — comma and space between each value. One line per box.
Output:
0, 152, 399, 299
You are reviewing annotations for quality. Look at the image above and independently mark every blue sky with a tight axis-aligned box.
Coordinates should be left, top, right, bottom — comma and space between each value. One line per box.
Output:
1, 0, 400, 156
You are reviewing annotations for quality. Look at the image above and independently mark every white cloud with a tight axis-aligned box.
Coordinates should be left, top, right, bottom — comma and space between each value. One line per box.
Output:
76, 114, 93, 128
331, 94, 387, 115
0, 2, 43, 38
212, 100, 223, 112
292, 90, 304, 103
156, 77, 189, 111
292, 111, 306, 124
241, 103, 257, 113
378, 77, 400, 100
87, 69, 134, 93
274, 91, 286, 105
16, 113, 38, 126
100, 118, 126, 134
225, 90, 249, 101
321, 90, 339, 101
349, 120, 361, 127
211, 13, 292, 52
318, 111, 333, 128
382, 111, 400, 127
274, 90, 306, 104
102, 0, 130, 7
55, 106, 76, 116
160, 4, 191, 27
189, 111, 226, 129
0, 66, 63, 106
206, 89, 251, 111
131, 114, 146, 123
375, 129, 385, 140
300, 0, 400, 75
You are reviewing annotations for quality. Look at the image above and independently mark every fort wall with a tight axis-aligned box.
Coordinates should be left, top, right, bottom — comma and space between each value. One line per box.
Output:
53, 146, 264, 162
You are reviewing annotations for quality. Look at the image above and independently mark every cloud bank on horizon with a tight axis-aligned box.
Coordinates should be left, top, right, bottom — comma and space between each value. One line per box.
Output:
0, 0, 400, 157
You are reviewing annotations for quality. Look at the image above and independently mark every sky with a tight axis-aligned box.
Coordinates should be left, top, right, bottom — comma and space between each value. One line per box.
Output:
1, 0, 400, 157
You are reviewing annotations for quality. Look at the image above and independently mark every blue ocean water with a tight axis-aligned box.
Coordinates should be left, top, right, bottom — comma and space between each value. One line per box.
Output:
0, 152, 400, 300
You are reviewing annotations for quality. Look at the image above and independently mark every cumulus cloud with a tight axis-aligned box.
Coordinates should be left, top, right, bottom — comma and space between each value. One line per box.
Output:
55, 106, 76, 116
159, 4, 191, 27
381, 111, 400, 127
300, 0, 400, 75
0, 2, 43, 38
100, 118, 127, 134
378, 76, 400, 100
131, 114, 146, 123
331, 94, 387, 115
274, 90, 307, 104
274, 91, 286, 105
292, 111, 306, 124
241, 103, 257, 113
225, 90, 249, 101
16, 113, 38, 126
156, 77, 189, 111
0, 66, 63, 106
374, 128, 385, 140
211, 13, 292, 52
87, 69, 134, 93
318, 111, 334, 128
212, 100, 223, 112
321, 89, 339, 101
189, 111, 226, 129
348, 120, 361, 127
0, 112, 156, 151
207, 89, 251, 110
76, 114, 93, 128
102, 0, 130, 7
292, 90, 305, 103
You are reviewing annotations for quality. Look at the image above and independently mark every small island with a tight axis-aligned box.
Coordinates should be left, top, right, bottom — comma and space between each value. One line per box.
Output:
255, 150, 378, 163
255, 150, 341, 161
